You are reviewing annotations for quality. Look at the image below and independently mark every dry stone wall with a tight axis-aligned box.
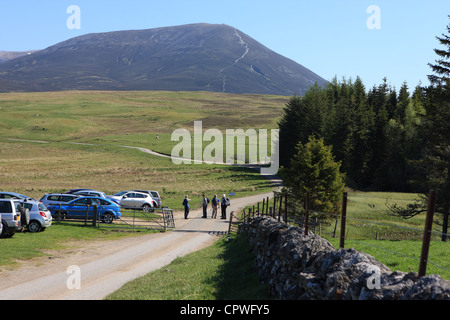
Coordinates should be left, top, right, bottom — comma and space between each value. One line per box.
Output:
238, 216, 450, 300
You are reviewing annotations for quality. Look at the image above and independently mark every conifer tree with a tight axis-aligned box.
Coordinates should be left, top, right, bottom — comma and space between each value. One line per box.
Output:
428, 15, 450, 87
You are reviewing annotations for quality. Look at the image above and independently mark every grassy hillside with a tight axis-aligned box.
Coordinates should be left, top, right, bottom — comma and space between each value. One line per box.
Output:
0, 90, 287, 208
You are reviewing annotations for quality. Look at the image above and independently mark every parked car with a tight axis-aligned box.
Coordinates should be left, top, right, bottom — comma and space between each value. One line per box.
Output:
107, 191, 130, 204
0, 191, 30, 200
46, 197, 121, 224
20, 199, 52, 233
72, 190, 108, 199
65, 188, 95, 194
0, 199, 22, 238
40, 193, 81, 207
119, 191, 156, 211
132, 190, 162, 208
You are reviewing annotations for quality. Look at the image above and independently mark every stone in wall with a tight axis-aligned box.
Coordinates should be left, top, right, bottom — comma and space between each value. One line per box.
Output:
238, 216, 450, 300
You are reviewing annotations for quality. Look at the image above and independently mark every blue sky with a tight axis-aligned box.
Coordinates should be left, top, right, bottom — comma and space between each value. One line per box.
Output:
1, 0, 449, 91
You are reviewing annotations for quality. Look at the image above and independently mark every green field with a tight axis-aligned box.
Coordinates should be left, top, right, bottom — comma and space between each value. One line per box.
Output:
0, 90, 448, 290
0, 90, 286, 209
320, 192, 450, 280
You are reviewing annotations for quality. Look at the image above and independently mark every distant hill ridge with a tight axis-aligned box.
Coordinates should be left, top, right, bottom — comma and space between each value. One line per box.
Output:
0, 23, 327, 95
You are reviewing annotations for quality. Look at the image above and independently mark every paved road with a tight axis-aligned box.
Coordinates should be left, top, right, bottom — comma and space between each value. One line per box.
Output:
0, 190, 277, 300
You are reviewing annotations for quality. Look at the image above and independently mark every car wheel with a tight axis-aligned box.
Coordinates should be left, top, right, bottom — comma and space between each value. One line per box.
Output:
27, 220, 42, 233
102, 213, 114, 224
142, 204, 152, 212
0, 221, 14, 238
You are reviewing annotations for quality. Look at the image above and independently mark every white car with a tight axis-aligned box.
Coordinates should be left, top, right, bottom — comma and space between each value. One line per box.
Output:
117, 191, 156, 211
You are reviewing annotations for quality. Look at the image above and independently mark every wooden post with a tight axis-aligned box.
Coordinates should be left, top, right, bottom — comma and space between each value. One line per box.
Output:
228, 211, 234, 234
339, 192, 348, 249
284, 194, 288, 222
266, 197, 269, 215
273, 196, 277, 219
278, 196, 282, 222
304, 192, 310, 236
92, 205, 98, 227
419, 190, 436, 277
262, 199, 265, 216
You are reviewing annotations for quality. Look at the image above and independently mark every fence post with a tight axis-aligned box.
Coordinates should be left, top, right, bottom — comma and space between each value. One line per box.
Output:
85, 205, 90, 226
278, 196, 282, 222
273, 196, 277, 218
266, 197, 269, 215
339, 192, 348, 249
419, 190, 436, 278
228, 211, 234, 234
304, 192, 310, 236
284, 194, 288, 222
262, 198, 265, 216
92, 205, 97, 227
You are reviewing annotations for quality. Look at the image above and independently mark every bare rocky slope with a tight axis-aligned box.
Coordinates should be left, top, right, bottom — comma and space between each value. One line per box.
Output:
0, 23, 327, 95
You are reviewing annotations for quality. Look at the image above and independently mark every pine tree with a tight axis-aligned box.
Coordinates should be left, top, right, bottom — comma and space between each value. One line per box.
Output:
281, 137, 345, 217
390, 17, 450, 240
428, 15, 450, 87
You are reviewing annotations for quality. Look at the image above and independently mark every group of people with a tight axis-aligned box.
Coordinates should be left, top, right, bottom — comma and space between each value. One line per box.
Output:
182, 194, 230, 220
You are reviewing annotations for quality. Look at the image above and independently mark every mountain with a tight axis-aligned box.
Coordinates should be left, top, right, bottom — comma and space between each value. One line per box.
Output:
0, 51, 40, 64
0, 23, 327, 95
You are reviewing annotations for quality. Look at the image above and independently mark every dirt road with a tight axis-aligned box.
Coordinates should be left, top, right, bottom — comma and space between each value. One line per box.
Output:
0, 190, 276, 300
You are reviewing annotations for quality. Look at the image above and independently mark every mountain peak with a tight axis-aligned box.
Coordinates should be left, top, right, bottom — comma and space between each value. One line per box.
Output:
0, 23, 327, 95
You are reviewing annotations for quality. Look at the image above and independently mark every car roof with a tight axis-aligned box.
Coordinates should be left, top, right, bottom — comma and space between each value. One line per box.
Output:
66, 189, 95, 194
0, 191, 29, 198
126, 191, 149, 195
70, 196, 112, 202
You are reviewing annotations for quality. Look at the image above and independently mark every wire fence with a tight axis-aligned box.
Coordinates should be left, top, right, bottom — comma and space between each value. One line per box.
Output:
238, 190, 450, 278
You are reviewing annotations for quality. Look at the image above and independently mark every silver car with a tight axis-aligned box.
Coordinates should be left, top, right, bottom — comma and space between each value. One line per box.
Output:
132, 190, 162, 208
120, 192, 156, 211
20, 199, 52, 233
40, 193, 80, 207
0, 199, 22, 238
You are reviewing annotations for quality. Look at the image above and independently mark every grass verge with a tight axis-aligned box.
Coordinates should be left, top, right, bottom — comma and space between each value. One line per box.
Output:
0, 224, 153, 269
105, 233, 270, 300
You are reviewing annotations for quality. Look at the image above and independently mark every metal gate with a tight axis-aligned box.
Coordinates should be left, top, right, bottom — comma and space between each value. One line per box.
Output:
53, 204, 175, 231
97, 207, 175, 231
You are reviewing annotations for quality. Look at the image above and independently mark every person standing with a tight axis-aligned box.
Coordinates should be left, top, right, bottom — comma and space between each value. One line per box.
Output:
220, 194, 230, 219
202, 194, 209, 218
211, 194, 219, 218
183, 195, 191, 219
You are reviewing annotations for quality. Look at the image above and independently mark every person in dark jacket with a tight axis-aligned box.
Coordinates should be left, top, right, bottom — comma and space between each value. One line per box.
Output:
202, 194, 209, 218
183, 195, 191, 219
220, 194, 230, 219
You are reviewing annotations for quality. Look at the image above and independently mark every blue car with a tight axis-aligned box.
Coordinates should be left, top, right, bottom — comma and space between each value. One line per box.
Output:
47, 197, 121, 224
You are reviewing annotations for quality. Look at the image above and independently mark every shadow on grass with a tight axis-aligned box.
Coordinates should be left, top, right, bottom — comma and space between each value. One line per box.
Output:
210, 233, 271, 300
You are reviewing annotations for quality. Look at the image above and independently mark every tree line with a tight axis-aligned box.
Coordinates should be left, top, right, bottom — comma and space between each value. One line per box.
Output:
279, 77, 426, 193
278, 16, 450, 240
